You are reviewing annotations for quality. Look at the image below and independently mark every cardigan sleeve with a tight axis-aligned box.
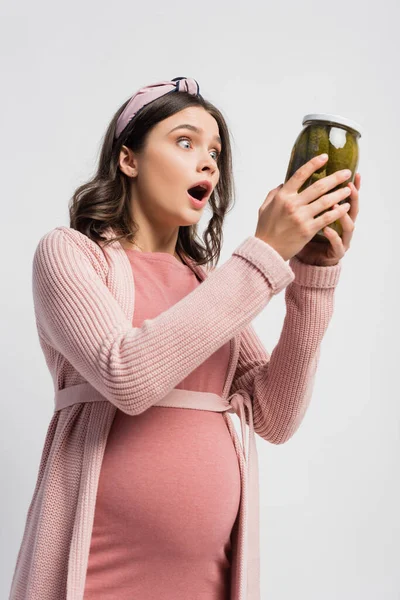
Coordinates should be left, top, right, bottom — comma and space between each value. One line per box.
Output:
32, 229, 295, 416
229, 255, 342, 444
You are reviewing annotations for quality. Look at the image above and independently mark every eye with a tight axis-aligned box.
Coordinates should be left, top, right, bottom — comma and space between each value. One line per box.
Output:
177, 136, 221, 163
177, 137, 191, 150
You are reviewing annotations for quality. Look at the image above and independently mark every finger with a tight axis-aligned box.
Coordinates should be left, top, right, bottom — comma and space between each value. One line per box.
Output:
354, 172, 361, 191
298, 167, 352, 207
323, 226, 345, 258
346, 183, 360, 223
284, 154, 329, 196
313, 197, 351, 233
333, 206, 355, 248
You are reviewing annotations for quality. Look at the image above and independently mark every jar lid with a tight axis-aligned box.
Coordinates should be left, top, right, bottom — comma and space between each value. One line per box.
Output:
302, 113, 362, 137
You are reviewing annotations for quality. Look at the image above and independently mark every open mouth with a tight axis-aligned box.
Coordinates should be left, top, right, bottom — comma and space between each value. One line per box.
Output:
187, 185, 208, 201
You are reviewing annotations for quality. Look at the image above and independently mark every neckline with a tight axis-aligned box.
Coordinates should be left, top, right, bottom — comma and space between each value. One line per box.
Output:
123, 247, 191, 269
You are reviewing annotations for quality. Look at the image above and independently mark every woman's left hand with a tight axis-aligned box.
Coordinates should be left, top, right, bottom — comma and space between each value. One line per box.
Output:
295, 173, 361, 266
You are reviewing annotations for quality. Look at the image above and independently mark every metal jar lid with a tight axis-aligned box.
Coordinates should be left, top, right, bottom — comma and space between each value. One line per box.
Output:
302, 113, 363, 137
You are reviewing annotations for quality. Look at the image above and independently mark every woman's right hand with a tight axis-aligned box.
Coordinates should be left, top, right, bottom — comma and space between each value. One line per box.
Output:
254, 154, 353, 262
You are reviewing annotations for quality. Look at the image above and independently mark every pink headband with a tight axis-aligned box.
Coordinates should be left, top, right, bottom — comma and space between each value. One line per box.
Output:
114, 76, 201, 140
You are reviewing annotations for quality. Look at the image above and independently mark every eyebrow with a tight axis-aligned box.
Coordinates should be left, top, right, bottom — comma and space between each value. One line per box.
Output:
168, 124, 222, 146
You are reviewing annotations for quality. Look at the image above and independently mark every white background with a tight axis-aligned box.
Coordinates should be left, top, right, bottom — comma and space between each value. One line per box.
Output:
1, 1, 399, 598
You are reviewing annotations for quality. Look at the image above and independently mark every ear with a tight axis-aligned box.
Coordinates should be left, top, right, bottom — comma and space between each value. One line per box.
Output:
119, 145, 139, 178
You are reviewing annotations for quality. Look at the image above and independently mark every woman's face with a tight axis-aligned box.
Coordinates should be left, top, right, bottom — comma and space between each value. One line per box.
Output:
120, 106, 221, 230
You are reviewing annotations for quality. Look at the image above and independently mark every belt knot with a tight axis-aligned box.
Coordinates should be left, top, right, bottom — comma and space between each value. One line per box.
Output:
226, 389, 255, 465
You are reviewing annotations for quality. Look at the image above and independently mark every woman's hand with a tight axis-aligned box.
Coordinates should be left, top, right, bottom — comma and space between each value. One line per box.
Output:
295, 173, 361, 266
255, 154, 355, 262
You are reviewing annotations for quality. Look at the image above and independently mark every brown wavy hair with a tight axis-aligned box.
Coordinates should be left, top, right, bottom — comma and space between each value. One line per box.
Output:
68, 89, 236, 269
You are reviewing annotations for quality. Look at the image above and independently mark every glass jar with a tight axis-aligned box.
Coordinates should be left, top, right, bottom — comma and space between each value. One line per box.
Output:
284, 113, 362, 243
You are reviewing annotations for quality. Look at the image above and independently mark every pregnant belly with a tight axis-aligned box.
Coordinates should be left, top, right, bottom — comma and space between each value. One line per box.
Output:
85, 404, 241, 598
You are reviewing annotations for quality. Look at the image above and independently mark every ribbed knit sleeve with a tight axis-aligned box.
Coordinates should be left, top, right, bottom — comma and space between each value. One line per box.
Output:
229, 254, 342, 444
32, 229, 295, 415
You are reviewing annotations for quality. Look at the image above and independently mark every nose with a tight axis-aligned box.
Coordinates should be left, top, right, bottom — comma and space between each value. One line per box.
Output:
197, 152, 218, 176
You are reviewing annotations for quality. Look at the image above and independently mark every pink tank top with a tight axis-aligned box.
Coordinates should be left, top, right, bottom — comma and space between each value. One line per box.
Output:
83, 249, 241, 600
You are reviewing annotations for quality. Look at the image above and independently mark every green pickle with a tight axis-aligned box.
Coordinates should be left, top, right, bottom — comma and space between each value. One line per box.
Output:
284, 114, 362, 243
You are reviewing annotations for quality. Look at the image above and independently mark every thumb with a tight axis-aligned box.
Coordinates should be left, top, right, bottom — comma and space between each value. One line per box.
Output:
259, 184, 283, 214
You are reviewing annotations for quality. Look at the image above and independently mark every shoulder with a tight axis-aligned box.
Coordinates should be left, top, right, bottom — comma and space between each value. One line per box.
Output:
33, 226, 109, 277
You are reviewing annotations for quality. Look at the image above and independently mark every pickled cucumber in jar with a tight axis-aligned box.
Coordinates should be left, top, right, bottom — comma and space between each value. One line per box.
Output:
284, 113, 362, 243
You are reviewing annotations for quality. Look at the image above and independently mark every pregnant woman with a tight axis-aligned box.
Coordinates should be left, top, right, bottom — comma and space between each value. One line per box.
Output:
9, 76, 360, 600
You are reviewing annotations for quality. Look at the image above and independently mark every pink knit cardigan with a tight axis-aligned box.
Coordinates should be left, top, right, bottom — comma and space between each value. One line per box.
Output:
9, 225, 341, 600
